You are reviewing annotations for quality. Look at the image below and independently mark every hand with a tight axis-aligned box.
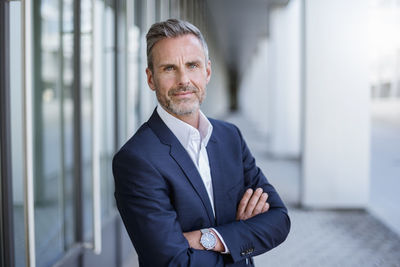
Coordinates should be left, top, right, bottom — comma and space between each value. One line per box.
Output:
183, 230, 224, 252
236, 188, 270, 220
183, 230, 203, 250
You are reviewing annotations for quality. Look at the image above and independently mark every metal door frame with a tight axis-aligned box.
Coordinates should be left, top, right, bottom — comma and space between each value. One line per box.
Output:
0, 0, 15, 266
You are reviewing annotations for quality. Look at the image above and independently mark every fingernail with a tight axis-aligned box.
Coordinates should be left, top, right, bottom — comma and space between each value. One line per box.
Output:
247, 188, 253, 194
256, 188, 263, 193
262, 193, 267, 198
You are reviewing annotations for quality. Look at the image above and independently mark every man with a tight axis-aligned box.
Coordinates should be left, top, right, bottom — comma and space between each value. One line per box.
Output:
113, 19, 290, 267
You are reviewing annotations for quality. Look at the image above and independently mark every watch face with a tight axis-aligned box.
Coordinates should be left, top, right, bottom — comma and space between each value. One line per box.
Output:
200, 232, 217, 250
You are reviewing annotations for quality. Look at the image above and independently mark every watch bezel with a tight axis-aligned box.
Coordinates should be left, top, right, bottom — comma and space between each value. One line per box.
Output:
200, 229, 217, 250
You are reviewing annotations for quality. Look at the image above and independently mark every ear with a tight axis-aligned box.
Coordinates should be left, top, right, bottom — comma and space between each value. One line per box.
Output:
146, 68, 156, 91
206, 60, 212, 84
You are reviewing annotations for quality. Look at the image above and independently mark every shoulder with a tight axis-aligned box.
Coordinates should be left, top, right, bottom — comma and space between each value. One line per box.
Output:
113, 122, 165, 164
208, 117, 242, 139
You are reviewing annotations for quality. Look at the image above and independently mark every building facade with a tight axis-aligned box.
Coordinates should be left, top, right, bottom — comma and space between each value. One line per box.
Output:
0, 1, 228, 266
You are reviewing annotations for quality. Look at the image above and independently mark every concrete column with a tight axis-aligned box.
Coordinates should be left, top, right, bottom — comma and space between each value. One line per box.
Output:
268, 0, 301, 158
201, 34, 230, 118
302, 0, 370, 207
239, 39, 270, 137
239, 0, 301, 156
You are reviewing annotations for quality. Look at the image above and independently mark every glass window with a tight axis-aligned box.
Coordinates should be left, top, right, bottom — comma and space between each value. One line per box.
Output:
127, 0, 141, 136
61, 0, 75, 249
81, 0, 94, 242
97, 0, 116, 218
32, 0, 68, 265
10, 2, 27, 266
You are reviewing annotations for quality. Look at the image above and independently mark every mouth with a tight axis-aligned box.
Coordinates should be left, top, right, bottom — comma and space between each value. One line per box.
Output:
173, 91, 193, 97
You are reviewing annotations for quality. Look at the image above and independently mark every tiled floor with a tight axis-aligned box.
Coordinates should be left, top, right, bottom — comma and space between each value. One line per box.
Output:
254, 208, 400, 267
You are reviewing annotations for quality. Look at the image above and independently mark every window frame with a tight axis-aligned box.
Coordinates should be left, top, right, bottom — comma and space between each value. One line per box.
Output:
0, 0, 16, 266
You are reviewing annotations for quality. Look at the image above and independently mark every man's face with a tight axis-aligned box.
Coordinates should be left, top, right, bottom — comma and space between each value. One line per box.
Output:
146, 34, 211, 116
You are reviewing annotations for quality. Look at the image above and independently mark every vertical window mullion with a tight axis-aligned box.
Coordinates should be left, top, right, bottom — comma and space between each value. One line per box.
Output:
0, 0, 15, 266
73, 0, 84, 251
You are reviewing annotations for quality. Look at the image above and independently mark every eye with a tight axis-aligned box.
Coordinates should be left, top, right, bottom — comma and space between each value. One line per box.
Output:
188, 63, 199, 69
164, 66, 174, 71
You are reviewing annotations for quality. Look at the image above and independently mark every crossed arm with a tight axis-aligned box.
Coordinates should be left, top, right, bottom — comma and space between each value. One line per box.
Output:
183, 187, 270, 252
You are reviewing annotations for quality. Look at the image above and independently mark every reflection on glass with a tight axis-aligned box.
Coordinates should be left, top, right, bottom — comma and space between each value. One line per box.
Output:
61, 0, 75, 249
81, 0, 94, 242
32, 0, 76, 265
127, 9, 140, 135
10, 2, 27, 267
34, 0, 64, 266
100, 2, 116, 219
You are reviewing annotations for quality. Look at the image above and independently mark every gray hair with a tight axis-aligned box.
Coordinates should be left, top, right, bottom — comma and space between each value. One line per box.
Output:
146, 19, 209, 71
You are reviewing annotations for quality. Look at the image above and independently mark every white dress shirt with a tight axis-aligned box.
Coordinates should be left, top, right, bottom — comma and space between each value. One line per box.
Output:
156, 104, 229, 253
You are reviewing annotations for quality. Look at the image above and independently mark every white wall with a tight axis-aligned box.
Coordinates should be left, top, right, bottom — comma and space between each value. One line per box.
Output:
267, 0, 301, 158
201, 35, 230, 118
302, 0, 370, 207
239, 0, 301, 158
240, 38, 270, 137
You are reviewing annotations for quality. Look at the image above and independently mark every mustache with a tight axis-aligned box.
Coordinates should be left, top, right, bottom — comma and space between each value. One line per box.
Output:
168, 85, 198, 96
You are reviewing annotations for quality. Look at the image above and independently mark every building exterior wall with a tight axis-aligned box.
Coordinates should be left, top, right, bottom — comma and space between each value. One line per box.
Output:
239, 0, 301, 158
302, 0, 370, 207
1, 1, 229, 266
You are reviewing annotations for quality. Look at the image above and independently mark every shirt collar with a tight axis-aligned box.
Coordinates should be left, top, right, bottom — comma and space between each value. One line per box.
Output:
156, 104, 213, 148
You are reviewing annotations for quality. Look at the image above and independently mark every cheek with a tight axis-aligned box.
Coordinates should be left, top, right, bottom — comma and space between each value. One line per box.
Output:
190, 72, 208, 87
192, 79, 207, 92
155, 76, 175, 91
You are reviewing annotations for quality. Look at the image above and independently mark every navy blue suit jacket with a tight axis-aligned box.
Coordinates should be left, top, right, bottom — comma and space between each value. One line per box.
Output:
113, 109, 290, 267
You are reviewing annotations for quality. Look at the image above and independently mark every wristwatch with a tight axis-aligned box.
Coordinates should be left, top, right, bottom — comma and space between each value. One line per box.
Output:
200, 229, 217, 250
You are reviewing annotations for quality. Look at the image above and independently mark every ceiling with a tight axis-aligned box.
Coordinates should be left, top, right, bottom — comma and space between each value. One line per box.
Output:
205, 0, 290, 78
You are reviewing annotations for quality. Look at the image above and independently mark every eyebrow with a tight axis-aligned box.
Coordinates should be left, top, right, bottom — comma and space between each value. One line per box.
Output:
158, 63, 175, 69
158, 59, 203, 69
186, 60, 202, 66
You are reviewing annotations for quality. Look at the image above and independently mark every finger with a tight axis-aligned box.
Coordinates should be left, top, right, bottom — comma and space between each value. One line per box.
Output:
262, 202, 270, 213
236, 189, 253, 220
244, 188, 263, 218
252, 192, 268, 216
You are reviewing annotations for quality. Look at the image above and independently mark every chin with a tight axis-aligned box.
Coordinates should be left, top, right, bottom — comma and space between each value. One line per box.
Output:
170, 103, 200, 116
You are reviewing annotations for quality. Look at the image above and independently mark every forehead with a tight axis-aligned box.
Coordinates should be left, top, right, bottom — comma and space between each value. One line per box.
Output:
151, 34, 206, 63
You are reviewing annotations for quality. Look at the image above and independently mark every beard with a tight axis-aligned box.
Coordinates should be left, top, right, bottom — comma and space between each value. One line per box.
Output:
156, 85, 206, 116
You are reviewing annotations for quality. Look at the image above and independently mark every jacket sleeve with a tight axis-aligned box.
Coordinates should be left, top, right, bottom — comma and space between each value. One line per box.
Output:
213, 126, 291, 263
113, 149, 224, 267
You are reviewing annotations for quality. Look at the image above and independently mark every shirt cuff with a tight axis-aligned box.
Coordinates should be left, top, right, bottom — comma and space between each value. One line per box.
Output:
211, 228, 230, 254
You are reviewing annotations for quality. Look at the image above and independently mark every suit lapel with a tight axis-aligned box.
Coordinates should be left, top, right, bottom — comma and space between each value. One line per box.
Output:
206, 136, 227, 225
147, 109, 215, 225
169, 145, 215, 225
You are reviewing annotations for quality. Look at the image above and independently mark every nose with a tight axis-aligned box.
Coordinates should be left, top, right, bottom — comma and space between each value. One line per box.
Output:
177, 68, 190, 86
